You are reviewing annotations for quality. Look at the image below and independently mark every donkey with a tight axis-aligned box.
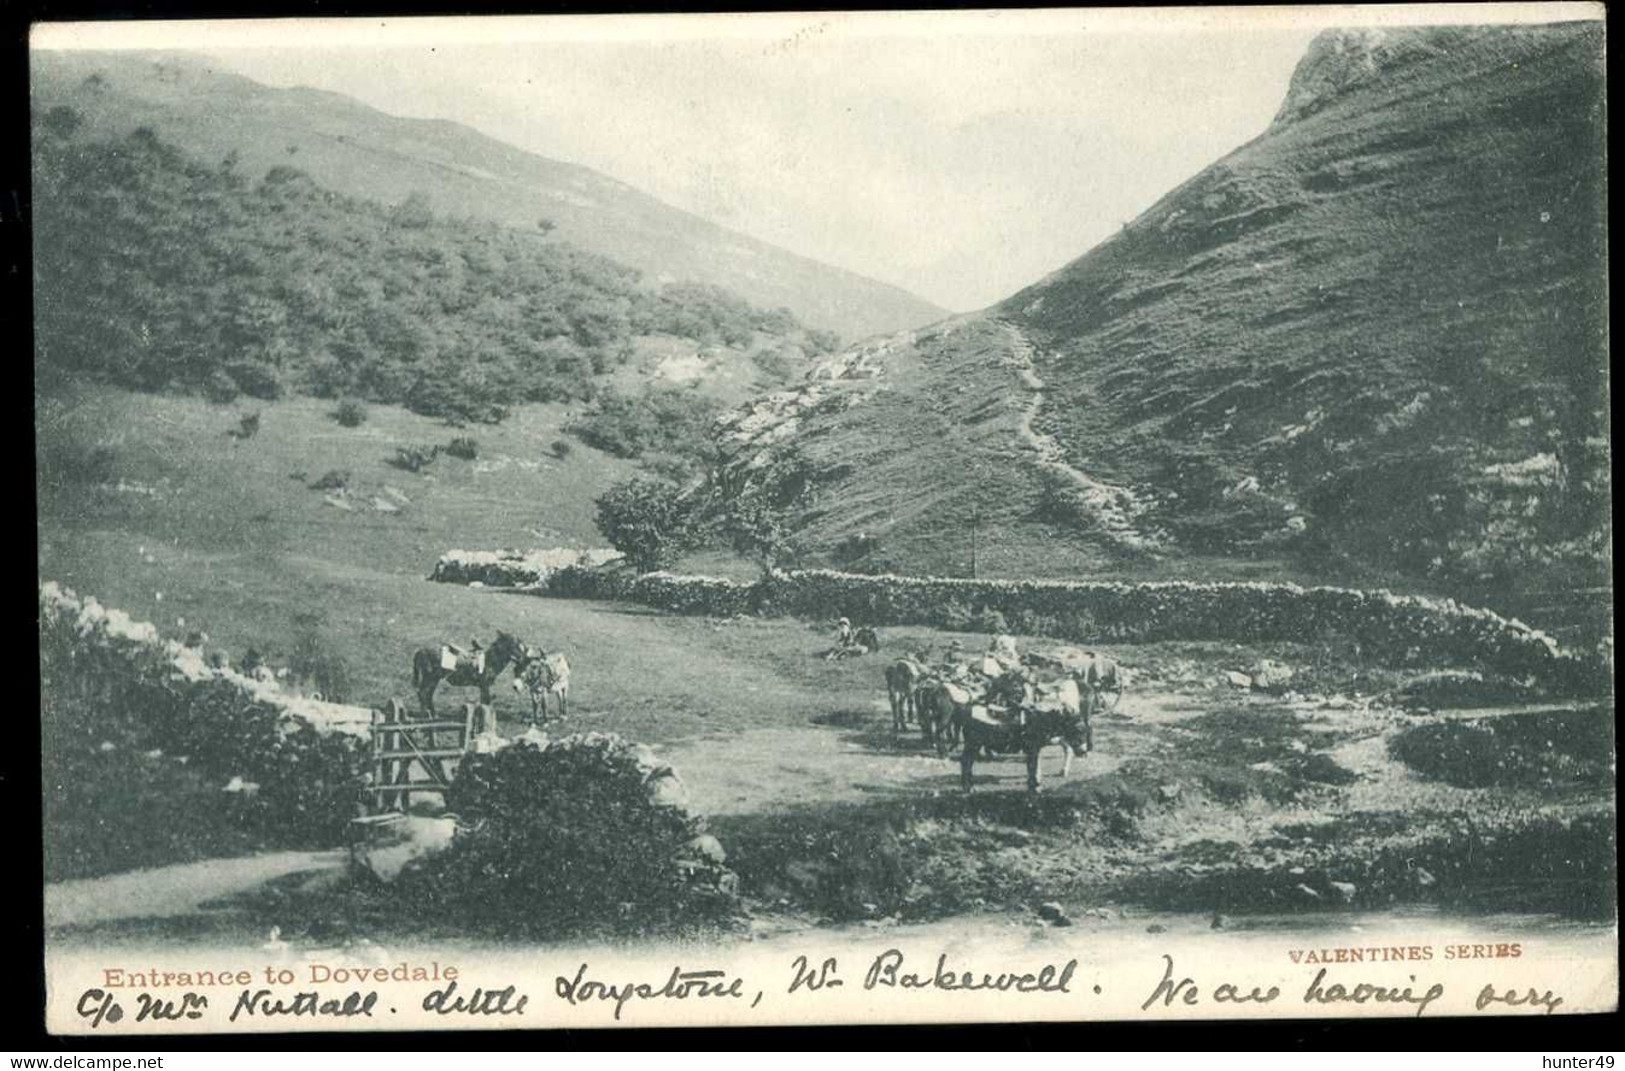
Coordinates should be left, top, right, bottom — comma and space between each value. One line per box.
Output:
513, 651, 572, 724
955, 672, 1089, 793
883, 653, 930, 733
411, 630, 528, 717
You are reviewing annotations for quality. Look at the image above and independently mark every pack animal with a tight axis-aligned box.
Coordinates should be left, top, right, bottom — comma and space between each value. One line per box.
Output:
1072, 653, 1124, 732
956, 673, 1090, 793
410, 631, 528, 717
883, 655, 930, 732
917, 670, 980, 756
513, 651, 572, 723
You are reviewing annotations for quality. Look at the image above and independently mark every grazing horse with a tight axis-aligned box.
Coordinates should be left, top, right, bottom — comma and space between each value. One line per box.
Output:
883, 655, 929, 732
411, 631, 528, 717
956, 690, 1090, 794
513, 651, 572, 723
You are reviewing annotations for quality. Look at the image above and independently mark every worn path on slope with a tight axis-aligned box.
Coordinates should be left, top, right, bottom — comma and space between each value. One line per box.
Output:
987, 317, 1162, 552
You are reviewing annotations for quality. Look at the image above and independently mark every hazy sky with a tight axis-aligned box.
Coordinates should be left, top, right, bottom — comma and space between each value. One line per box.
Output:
34, 8, 1581, 310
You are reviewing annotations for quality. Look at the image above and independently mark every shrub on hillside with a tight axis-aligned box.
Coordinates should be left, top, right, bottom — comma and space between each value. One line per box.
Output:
594, 477, 701, 573
204, 369, 241, 404
549, 439, 573, 460
1389, 708, 1613, 789
566, 387, 721, 463
332, 400, 368, 427
639, 452, 707, 485
716, 457, 818, 576
831, 532, 884, 566
39, 441, 116, 488
407, 372, 508, 426
34, 125, 816, 419
403, 734, 735, 932
806, 328, 842, 354
391, 445, 439, 473
224, 359, 286, 401
231, 412, 262, 441
976, 607, 1011, 635
444, 436, 479, 461
309, 469, 350, 491
750, 346, 799, 383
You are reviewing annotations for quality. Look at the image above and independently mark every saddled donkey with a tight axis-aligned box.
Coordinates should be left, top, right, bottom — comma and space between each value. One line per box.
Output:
956, 673, 1089, 793
411, 630, 529, 717
1071, 652, 1125, 750
513, 651, 572, 723
883, 653, 931, 733
917, 673, 980, 757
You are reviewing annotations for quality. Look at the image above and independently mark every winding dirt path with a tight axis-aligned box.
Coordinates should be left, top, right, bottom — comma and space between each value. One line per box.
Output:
45, 850, 346, 929
989, 317, 1162, 552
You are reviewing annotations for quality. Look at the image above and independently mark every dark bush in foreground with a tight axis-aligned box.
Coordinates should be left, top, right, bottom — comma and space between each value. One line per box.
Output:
401, 734, 734, 932
1389, 707, 1614, 789
309, 469, 350, 491
1120, 810, 1617, 920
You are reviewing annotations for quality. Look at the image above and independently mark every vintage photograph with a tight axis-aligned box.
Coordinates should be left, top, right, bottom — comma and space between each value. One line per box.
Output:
34, 6, 1613, 1033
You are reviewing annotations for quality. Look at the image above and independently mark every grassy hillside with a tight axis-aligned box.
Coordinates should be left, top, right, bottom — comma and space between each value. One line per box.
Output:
30, 49, 946, 338
715, 23, 1610, 639
33, 116, 835, 427
1000, 23, 1608, 592
39, 388, 1613, 931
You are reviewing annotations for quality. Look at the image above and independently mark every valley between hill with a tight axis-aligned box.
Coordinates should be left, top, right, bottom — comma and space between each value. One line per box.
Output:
39, 389, 1613, 947
716, 22, 1610, 641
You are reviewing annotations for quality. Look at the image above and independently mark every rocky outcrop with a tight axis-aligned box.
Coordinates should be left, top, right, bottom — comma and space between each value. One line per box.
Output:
1272, 27, 1460, 126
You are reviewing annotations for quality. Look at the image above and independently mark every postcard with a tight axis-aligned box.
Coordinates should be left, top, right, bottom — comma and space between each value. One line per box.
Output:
34, 4, 1613, 1034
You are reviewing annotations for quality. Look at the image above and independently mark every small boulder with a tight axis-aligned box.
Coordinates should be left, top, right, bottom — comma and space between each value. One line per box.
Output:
1294, 883, 1323, 902
1251, 659, 1296, 693
644, 765, 690, 810
687, 834, 728, 866
1037, 901, 1068, 923
349, 814, 457, 884
1225, 671, 1254, 689
1328, 881, 1357, 904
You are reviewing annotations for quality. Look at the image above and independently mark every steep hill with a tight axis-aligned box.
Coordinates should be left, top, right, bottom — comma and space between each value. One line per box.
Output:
29, 49, 946, 338
32, 117, 832, 430
717, 22, 1610, 633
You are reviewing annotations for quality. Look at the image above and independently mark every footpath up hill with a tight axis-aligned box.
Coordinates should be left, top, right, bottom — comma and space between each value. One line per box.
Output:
716, 23, 1609, 635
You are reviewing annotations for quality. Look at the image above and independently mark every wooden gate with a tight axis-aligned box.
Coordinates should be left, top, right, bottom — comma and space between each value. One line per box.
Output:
368, 698, 492, 812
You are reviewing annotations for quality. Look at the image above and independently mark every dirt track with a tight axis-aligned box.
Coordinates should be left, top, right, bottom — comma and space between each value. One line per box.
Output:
660, 695, 1148, 815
